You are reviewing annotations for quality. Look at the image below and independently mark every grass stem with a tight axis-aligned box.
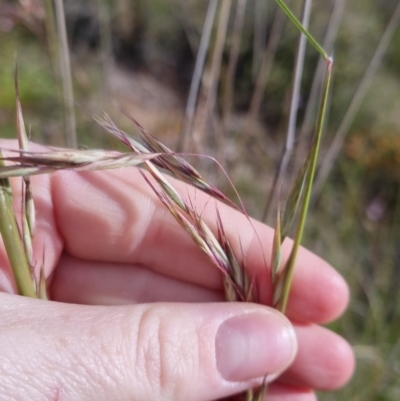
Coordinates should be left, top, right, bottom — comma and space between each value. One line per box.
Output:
263, 0, 313, 222
54, 0, 78, 148
222, 0, 247, 125
278, 59, 332, 313
298, 0, 346, 148
274, 0, 328, 60
248, 5, 286, 119
0, 157, 36, 298
177, 0, 218, 152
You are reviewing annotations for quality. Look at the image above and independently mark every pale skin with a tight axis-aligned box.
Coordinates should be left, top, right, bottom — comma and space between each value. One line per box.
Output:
0, 142, 355, 401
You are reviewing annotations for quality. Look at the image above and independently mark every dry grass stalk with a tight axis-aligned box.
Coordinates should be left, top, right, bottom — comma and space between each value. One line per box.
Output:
204, 0, 231, 139
248, 5, 287, 120
262, 0, 313, 222
222, 0, 247, 125
177, 0, 218, 152
54, 0, 77, 148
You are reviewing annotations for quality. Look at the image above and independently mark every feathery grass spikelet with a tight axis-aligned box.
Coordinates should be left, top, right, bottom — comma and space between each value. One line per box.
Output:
96, 111, 240, 211
0, 149, 162, 178
138, 168, 247, 299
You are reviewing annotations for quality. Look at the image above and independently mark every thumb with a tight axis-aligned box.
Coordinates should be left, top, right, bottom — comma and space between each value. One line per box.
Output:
0, 294, 297, 401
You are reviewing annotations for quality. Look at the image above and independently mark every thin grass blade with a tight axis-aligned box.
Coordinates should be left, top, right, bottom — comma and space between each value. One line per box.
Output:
274, 0, 328, 59
0, 162, 36, 297
99, 111, 240, 210
15, 66, 36, 271
281, 155, 311, 241
271, 199, 282, 283
276, 59, 333, 313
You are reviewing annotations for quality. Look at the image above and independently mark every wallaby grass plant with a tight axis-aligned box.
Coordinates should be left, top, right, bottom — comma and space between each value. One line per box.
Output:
3, 1, 400, 400
0, 1, 336, 400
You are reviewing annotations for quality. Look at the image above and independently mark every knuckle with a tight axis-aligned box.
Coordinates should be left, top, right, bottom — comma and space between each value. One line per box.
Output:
132, 306, 200, 400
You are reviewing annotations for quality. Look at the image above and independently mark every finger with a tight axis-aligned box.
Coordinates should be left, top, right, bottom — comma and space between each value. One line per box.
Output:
50, 257, 354, 392
51, 168, 348, 323
278, 324, 355, 390
51, 254, 223, 304
0, 293, 297, 401
48, 258, 356, 393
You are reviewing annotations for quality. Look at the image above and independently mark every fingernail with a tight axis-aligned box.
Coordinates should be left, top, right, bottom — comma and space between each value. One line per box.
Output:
215, 311, 297, 382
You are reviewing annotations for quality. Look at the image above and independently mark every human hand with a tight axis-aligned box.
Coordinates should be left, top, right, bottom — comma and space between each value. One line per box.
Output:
0, 142, 354, 401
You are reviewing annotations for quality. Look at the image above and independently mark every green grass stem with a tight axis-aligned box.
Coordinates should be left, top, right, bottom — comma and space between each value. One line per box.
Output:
278, 59, 332, 313
275, 0, 328, 60
0, 156, 36, 298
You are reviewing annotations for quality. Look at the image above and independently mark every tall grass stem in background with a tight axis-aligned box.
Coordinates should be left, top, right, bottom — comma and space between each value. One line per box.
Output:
177, 0, 218, 152
298, 0, 346, 150
253, 1, 268, 80
314, 0, 400, 196
205, 0, 232, 118
263, 0, 313, 222
176, 0, 201, 54
222, 0, 247, 126
204, 0, 231, 166
96, 0, 113, 100
43, 0, 60, 82
54, 0, 77, 148
248, 5, 287, 120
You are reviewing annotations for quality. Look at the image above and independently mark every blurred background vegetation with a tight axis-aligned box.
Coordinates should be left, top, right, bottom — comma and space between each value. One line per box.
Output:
0, 0, 399, 399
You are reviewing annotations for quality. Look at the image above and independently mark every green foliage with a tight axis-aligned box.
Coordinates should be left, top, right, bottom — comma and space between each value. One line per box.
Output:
0, 30, 59, 142
0, 32, 56, 110
309, 180, 400, 401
